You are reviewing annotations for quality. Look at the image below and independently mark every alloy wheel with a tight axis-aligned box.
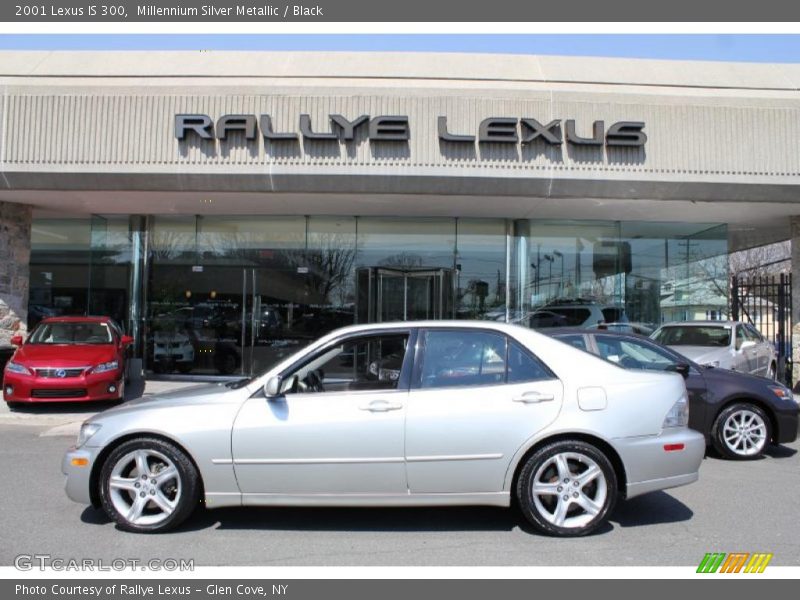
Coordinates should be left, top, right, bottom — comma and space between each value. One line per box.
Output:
530, 451, 608, 529
108, 449, 182, 526
722, 409, 768, 457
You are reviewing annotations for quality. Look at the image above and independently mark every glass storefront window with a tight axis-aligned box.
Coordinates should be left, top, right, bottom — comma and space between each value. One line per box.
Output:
355, 218, 457, 323
29, 217, 133, 331
511, 220, 728, 333
29, 213, 728, 378
455, 219, 508, 321
29, 219, 92, 327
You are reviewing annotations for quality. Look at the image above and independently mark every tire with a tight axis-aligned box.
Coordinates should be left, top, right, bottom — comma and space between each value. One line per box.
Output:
98, 437, 200, 533
516, 439, 617, 537
712, 402, 772, 460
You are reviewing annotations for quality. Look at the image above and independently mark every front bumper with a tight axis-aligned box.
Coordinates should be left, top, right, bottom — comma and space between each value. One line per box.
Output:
3, 371, 123, 403
613, 427, 706, 499
774, 405, 799, 444
62, 445, 103, 505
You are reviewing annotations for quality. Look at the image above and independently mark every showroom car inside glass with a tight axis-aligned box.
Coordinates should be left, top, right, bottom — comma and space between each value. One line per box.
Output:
3, 51, 797, 380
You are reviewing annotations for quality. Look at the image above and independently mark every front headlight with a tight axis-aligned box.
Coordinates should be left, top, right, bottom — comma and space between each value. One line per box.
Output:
91, 360, 119, 374
76, 422, 102, 448
663, 392, 690, 428
4, 361, 32, 375
768, 385, 796, 404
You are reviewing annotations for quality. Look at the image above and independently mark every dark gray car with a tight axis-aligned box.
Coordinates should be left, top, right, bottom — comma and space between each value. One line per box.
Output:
548, 329, 799, 460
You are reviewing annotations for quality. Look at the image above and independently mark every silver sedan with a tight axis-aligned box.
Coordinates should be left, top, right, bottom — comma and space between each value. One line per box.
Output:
63, 321, 704, 537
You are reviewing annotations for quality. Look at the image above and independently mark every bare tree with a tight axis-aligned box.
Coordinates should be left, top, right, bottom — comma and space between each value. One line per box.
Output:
729, 241, 790, 278
302, 233, 357, 306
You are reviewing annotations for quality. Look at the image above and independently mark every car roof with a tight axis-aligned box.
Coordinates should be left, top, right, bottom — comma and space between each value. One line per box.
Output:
657, 321, 739, 327
39, 315, 112, 324
542, 327, 651, 341
330, 319, 519, 331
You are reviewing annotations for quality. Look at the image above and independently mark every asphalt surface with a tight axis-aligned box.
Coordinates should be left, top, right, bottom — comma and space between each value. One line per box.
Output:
1, 412, 798, 567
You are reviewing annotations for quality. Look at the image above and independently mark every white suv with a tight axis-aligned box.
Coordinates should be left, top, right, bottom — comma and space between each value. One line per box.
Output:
529, 301, 627, 329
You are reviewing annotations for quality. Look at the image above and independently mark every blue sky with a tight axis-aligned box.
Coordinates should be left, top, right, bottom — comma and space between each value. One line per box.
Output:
0, 34, 799, 62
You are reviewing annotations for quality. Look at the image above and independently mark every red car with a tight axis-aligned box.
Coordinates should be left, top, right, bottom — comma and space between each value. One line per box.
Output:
2, 316, 133, 407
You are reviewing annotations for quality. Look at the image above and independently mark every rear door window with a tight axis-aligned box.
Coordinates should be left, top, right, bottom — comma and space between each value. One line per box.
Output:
419, 330, 554, 388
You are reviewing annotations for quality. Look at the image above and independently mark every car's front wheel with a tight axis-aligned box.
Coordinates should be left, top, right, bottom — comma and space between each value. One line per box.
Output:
99, 437, 200, 533
516, 440, 617, 537
712, 402, 771, 460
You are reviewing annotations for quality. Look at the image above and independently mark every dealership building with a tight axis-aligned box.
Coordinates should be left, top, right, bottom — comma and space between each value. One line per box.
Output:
1, 50, 799, 379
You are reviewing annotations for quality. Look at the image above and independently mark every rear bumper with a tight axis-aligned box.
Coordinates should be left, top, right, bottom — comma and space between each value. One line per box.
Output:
613, 427, 706, 500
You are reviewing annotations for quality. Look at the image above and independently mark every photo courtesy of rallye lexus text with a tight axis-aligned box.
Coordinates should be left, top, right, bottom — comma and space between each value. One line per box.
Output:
62, 321, 704, 537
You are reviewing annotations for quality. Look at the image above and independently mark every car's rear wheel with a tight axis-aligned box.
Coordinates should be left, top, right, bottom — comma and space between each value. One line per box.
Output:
712, 402, 771, 460
99, 437, 200, 533
516, 440, 617, 537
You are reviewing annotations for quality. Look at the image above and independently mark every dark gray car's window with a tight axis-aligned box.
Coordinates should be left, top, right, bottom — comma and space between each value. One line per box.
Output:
595, 335, 675, 371
554, 334, 588, 351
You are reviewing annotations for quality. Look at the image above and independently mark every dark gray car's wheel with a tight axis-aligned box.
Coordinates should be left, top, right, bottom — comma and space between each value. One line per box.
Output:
516, 440, 617, 537
99, 437, 200, 533
712, 402, 771, 460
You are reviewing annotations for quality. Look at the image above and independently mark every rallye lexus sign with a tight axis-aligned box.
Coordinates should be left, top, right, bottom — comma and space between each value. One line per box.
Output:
175, 114, 647, 147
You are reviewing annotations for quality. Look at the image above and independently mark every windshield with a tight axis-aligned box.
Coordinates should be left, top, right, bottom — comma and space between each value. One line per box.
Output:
28, 322, 113, 345
653, 326, 731, 347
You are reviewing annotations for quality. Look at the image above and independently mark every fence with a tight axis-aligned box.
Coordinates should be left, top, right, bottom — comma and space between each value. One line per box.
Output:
731, 273, 792, 385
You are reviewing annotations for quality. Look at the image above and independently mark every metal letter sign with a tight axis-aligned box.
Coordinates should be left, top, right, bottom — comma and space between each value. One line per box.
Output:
175, 114, 646, 149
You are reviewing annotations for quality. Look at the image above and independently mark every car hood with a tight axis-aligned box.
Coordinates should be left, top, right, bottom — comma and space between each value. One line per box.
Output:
13, 344, 116, 367
700, 365, 777, 389
667, 345, 730, 365
112, 383, 233, 412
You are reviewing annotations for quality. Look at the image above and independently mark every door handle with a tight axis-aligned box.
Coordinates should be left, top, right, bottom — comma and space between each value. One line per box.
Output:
359, 400, 403, 412
513, 391, 555, 404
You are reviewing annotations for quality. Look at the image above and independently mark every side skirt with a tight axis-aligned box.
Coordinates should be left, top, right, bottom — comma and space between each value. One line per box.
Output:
210, 491, 511, 508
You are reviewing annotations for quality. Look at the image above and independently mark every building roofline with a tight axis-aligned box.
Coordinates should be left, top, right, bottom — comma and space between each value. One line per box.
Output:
1, 51, 799, 91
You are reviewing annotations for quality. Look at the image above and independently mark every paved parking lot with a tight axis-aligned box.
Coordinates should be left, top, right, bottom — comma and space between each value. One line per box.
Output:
0, 386, 798, 567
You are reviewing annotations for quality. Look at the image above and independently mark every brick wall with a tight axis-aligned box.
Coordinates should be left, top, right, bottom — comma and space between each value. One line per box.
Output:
0, 202, 32, 346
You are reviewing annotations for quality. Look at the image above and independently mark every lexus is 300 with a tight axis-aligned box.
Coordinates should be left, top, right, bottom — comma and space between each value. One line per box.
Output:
63, 321, 704, 537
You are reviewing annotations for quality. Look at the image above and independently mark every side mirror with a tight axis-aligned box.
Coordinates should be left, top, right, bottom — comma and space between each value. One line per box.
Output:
666, 362, 691, 378
263, 376, 283, 398
9, 335, 23, 347
120, 335, 134, 346
739, 340, 756, 352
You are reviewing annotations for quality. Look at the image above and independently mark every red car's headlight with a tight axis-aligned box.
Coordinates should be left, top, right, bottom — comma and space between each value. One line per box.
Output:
90, 360, 119, 374
5, 361, 32, 376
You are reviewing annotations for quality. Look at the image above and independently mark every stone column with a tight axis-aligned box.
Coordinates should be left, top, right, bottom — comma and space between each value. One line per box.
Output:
792, 217, 800, 387
0, 202, 32, 346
